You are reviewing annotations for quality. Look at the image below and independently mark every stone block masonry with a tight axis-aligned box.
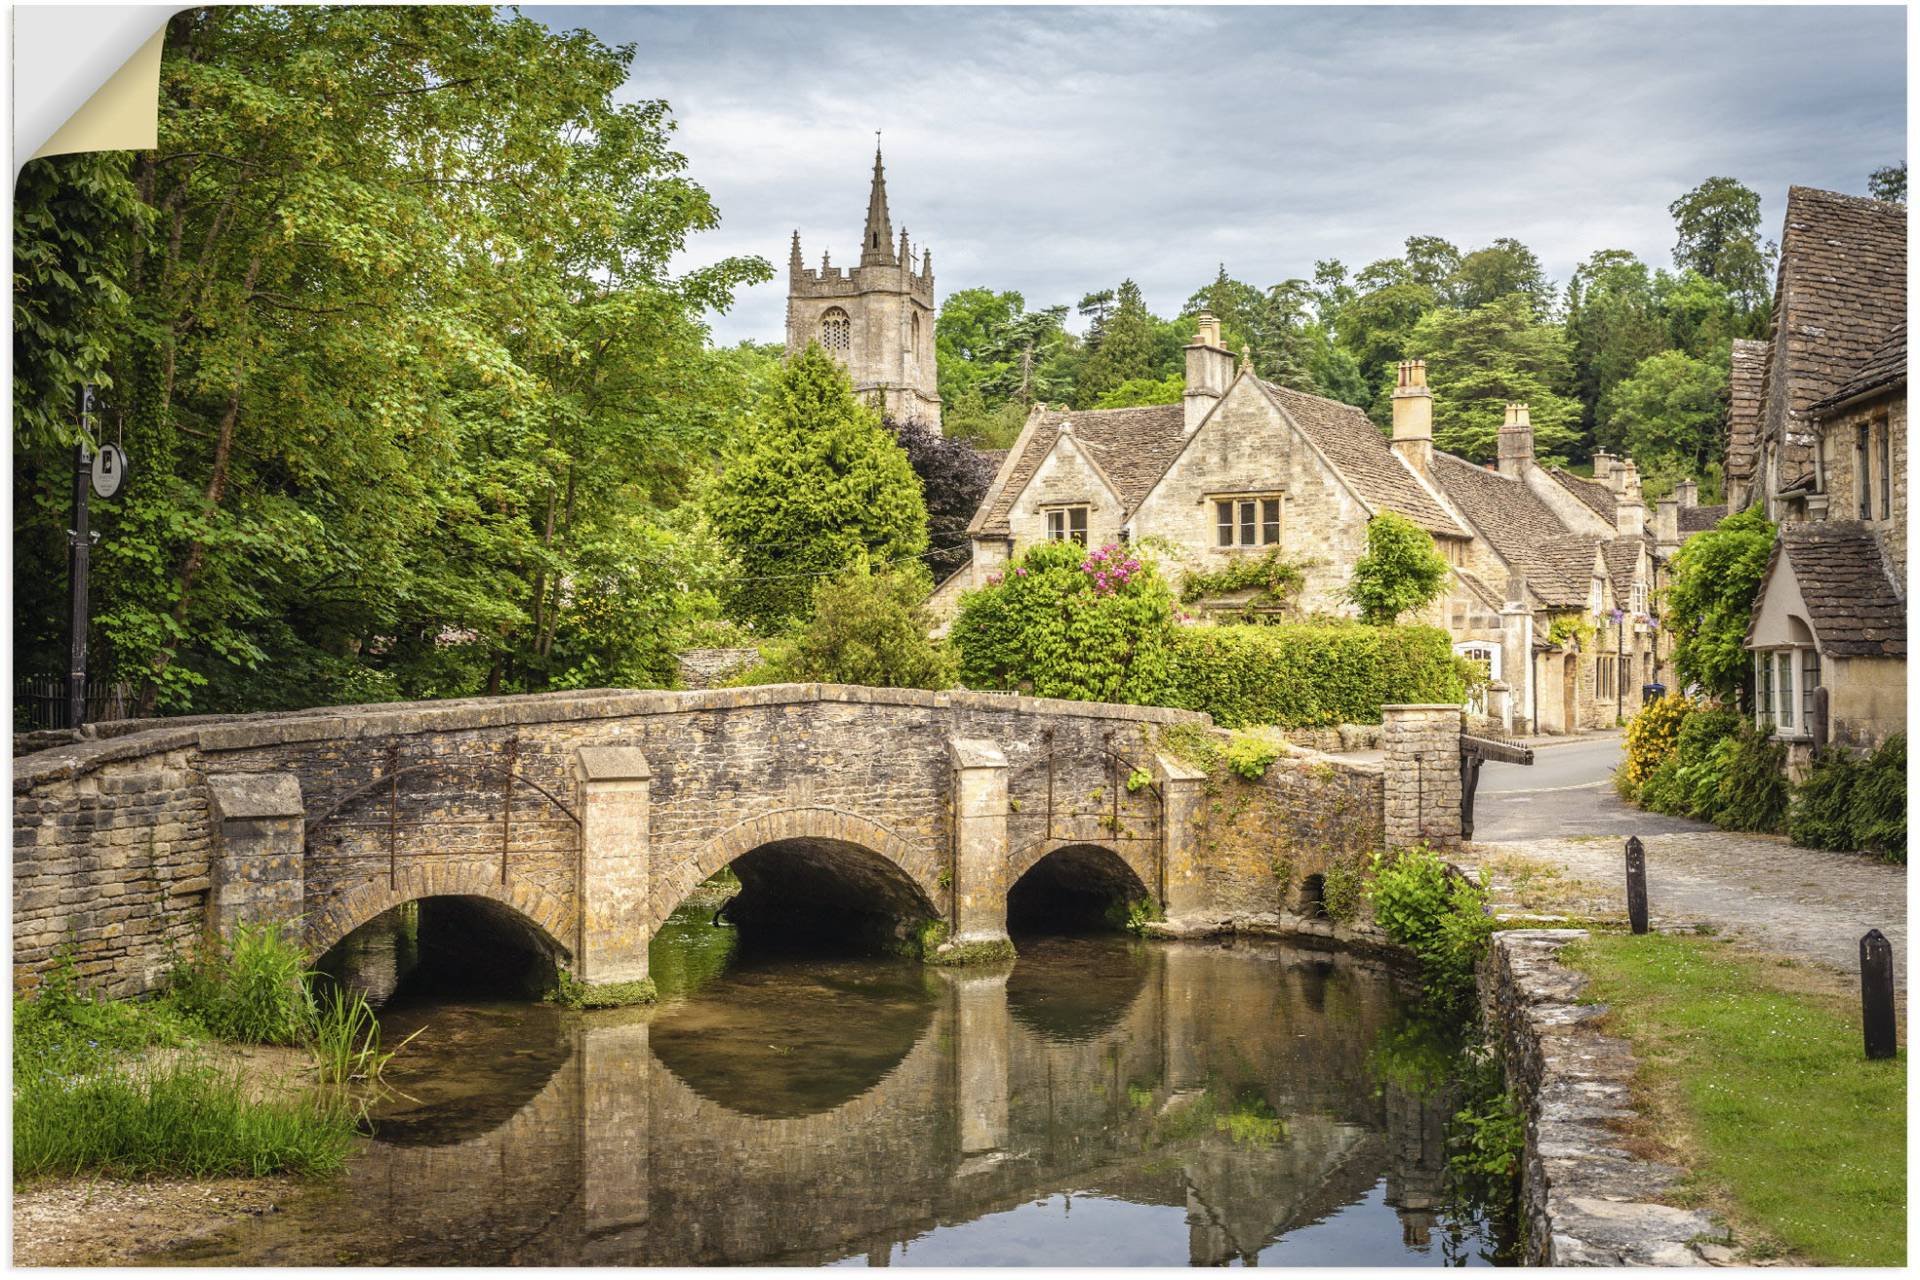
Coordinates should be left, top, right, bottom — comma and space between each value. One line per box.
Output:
1382, 705, 1463, 849
15, 684, 1472, 998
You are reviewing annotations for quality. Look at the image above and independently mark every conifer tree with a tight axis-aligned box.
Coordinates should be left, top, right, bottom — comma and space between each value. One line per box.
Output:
709, 344, 929, 631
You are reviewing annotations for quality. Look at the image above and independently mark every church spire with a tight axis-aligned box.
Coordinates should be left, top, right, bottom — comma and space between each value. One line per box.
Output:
860, 137, 895, 266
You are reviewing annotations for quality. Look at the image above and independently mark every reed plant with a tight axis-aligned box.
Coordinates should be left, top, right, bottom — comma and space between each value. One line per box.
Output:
306, 985, 418, 1087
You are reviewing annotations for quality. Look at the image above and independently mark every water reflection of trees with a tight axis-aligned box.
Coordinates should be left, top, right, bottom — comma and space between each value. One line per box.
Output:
170, 941, 1472, 1266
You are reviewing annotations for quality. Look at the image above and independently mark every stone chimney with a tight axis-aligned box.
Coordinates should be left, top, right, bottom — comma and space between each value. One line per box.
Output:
1617, 490, 1646, 538
1496, 403, 1534, 480
1619, 457, 1642, 499
1183, 312, 1235, 434
1655, 492, 1680, 548
1592, 451, 1619, 492
1676, 478, 1698, 509
1390, 360, 1434, 473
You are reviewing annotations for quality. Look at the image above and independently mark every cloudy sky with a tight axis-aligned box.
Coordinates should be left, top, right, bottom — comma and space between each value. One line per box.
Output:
537, 5, 1905, 345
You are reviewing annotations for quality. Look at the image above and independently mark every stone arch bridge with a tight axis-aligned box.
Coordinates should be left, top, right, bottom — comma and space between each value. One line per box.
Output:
13, 686, 1461, 999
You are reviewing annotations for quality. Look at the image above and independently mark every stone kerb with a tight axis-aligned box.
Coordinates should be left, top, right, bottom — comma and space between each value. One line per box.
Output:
1482, 930, 1723, 1266
1381, 704, 1464, 849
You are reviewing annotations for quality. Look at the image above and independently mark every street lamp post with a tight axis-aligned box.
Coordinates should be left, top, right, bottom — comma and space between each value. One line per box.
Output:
67, 387, 95, 730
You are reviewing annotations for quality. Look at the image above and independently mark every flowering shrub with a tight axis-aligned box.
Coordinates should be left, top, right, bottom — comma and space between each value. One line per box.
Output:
1619, 692, 1692, 796
951, 540, 1177, 704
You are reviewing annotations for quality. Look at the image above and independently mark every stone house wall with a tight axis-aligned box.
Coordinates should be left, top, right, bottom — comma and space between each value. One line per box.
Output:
1813, 391, 1907, 582
1000, 434, 1127, 554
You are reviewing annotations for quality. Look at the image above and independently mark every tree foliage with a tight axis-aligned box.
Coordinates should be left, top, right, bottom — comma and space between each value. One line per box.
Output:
1868, 163, 1906, 204
950, 540, 1176, 704
888, 415, 995, 581
754, 556, 954, 689
1345, 511, 1453, 625
1662, 505, 1775, 702
1402, 295, 1581, 462
13, 7, 773, 713
1668, 177, 1776, 312
1603, 348, 1729, 474
708, 344, 928, 632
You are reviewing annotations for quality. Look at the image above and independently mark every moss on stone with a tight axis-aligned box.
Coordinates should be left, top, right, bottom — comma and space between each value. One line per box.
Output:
927, 937, 1017, 967
546, 970, 657, 1009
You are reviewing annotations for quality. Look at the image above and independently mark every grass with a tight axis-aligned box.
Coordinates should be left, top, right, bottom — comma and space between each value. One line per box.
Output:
307, 986, 419, 1086
1564, 931, 1905, 1265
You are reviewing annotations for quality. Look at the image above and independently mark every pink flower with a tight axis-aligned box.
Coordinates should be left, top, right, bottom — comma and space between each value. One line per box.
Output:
1015, 567, 1028, 577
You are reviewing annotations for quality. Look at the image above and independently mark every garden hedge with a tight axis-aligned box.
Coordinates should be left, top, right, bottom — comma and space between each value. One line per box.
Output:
1163, 621, 1470, 729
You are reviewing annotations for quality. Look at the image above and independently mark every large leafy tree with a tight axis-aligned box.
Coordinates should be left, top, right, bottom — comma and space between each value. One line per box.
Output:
1869, 163, 1906, 203
12, 7, 768, 714
888, 415, 995, 582
1402, 295, 1581, 462
754, 557, 954, 690
708, 344, 928, 631
1668, 177, 1776, 312
1564, 250, 1668, 447
1449, 237, 1552, 315
1602, 349, 1729, 478
1664, 505, 1775, 704
1075, 279, 1157, 407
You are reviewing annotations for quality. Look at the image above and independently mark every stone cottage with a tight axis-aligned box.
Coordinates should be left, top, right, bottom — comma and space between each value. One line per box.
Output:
1729, 186, 1906, 761
929, 317, 1672, 735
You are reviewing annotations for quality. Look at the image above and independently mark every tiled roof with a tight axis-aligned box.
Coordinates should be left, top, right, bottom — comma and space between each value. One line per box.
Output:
1536, 534, 1604, 610
1677, 503, 1726, 534
972, 403, 1187, 535
1258, 381, 1468, 538
1813, 322, 1907, 413
1754, 521, 1906, 658
1601, 538, 1641, 606
1428, 453, 1592, 608
1455, 570, 1505, 613
1548, 467, 1617, 522
1762, 186, 1907, 486
1725, 338, 1770, 484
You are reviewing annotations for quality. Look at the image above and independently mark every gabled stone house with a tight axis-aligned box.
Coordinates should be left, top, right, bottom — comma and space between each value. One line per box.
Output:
1729, 186, 1906, 760
930, 316, 1672, 734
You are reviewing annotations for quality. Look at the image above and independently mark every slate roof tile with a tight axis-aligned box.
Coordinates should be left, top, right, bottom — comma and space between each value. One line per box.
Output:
1428, 453, 1594, 608
1678, 504, 1727, 534
1755, 520, 1906, 658
1724, 338, 1770, 484
1548, 467, 1618, 522
1812, 322, 1907, 413
1257, 381, 1468, 538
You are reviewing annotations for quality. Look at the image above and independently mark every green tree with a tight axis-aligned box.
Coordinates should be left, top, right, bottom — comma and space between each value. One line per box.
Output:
977, 305, 1072, 407
1075, 279, 1157, 407
1345, 511, 1451, 625
1868, 163, 1906, 204
756, 557, 954, 689
1657, 269, 1748, 358
1664, 505, 1775, 703
1094, 373, 1184, 409
1668, 177, 1776, 312
1603, 348, 1729, 475
1449, 237, 1552, 315
708, 344, 928, 632
1402, 295, 1581, 462
1335, 260, 1438, 423
950, 540, 1175, 704
1564, 249, 1667, 444
13, 7, 768, 714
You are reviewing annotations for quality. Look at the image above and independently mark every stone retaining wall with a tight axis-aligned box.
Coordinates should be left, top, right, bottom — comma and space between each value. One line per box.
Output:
1481, 930, 1725, 1266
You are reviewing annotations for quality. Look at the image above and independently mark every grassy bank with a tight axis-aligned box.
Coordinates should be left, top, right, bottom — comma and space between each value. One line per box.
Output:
12, 930, 393, 1186
1564, 931, 1905, 1265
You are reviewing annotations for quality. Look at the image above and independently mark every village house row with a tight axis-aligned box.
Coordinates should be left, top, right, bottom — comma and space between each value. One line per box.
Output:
788, 153, 1904, 744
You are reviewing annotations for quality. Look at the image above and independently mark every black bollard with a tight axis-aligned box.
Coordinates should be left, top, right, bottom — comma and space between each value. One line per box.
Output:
1624, 836, 1649, 935
1860, 929, 1897, 1060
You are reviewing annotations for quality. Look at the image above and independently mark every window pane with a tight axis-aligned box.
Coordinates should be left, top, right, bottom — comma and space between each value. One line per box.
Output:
1858, 426, 1872, 518
1757, 654, 1773, 727
1777, 652, 1794, 728
1239, 501, 1256, 546
1216, 501, 1233, 547
1070, 507, 1087, 545
1803, 649, 1820, 726
1262, 498, 1280, 544
1046, 510, 1063, 540
1879, 423, 1890, 517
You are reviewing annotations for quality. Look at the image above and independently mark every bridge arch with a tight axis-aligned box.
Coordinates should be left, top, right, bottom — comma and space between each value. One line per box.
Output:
310, 866, 575, 965
653, 806, 944, 947
1006, 840, 1154, 936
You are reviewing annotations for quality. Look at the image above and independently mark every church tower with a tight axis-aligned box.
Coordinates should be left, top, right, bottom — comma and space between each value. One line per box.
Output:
786, 143, 941, 429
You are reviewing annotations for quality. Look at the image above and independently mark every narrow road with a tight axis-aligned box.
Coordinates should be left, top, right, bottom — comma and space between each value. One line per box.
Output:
1467, 733, 1907, 994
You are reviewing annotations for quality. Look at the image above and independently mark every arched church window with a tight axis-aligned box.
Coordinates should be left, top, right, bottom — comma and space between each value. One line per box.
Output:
910, 311, 922, 364
820, 307, 851, 352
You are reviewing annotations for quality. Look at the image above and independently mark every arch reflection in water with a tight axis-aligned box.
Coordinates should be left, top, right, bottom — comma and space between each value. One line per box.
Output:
161, 936, 1506, 1266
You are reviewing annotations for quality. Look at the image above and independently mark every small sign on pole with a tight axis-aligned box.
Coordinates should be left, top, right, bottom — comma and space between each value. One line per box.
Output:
1624, 836, 1649, 935
1860, 929, 1897, 1060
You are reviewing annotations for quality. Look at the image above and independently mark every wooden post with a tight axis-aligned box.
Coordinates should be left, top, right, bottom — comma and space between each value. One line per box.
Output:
1624, 836, 1648, 935
1861, 929, 1897, 1060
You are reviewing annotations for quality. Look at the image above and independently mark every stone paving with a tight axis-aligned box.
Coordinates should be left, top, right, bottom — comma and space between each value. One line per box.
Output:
1465, 829, 1907, 997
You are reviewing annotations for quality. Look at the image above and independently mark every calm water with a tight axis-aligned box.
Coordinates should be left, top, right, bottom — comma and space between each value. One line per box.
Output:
159, 909, 1508, 1266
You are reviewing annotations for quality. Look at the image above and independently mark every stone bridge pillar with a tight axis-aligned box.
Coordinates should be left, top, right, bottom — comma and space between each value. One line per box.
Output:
945, 738, 1013, 960
206, 773, 305, 939
577, 1019, 652, 1260
575, 747, 654, 995
1382, 705, 1465, 849
1154, 754, 1211, 925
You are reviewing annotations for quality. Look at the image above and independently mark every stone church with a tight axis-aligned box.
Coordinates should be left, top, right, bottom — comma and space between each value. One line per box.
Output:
786, 145, 941, 428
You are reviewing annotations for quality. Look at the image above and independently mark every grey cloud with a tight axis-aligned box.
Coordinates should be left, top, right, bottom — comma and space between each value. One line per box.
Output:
534, 5, 1905, 341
